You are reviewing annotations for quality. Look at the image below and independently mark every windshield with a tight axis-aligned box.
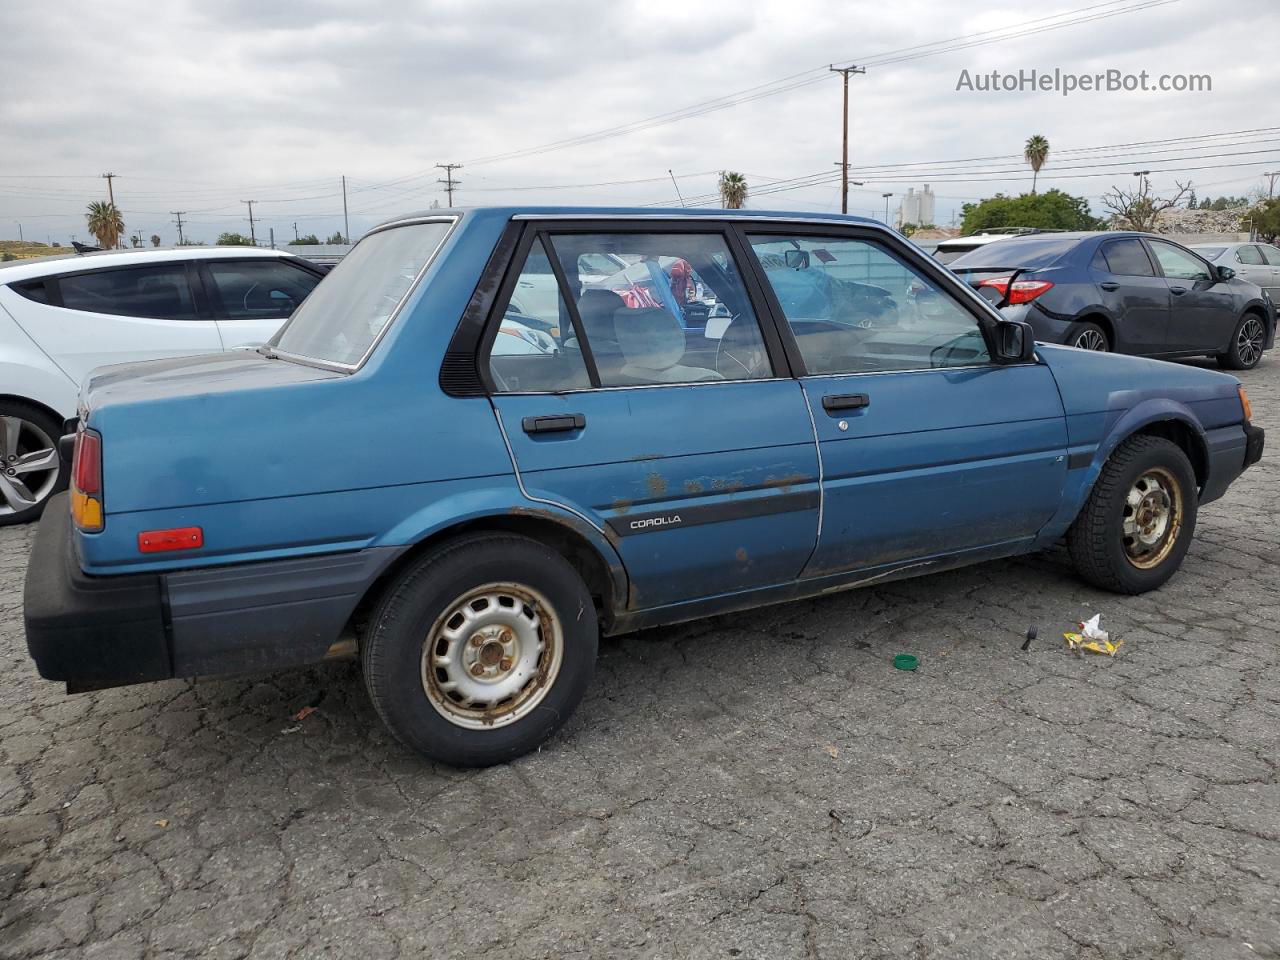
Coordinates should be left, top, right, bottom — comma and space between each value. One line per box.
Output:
948, 236, 1079, 270
272, 220, 453, 366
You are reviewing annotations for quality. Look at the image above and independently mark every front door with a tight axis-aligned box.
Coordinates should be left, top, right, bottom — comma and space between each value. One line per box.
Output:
486, 224, 820, 610
743, 228, 1068, 578
1147, 239, 1236, 354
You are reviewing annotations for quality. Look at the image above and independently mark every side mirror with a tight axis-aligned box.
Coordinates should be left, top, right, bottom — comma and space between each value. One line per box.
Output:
995, 319, 1036, 363
784, 249, 810, 270
1216, 265, 1236, 282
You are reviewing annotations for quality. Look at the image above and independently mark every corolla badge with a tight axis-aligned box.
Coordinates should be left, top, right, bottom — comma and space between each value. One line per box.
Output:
630, 515, 682, 530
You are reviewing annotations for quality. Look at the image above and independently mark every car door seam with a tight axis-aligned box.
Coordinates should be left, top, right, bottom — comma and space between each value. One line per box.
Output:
797, 381, 825, 573
489, 405, 613, 542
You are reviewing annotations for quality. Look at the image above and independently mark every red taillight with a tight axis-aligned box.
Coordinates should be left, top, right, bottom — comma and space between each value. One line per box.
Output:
72, 430, 101, 495
70, 428, 104, 532
138, 527, 203, 554
978, 276, 1055, 305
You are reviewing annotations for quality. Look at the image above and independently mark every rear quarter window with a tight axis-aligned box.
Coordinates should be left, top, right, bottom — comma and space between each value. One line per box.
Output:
8, 279, 51, 304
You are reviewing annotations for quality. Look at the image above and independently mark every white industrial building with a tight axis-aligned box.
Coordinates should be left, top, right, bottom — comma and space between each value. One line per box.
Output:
898, 185, 936, 228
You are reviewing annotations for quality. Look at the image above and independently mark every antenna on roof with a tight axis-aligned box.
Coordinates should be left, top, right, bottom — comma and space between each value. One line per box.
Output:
668, 170, 687, 208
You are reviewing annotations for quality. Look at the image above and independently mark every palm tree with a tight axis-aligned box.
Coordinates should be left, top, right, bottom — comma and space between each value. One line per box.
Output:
718, 171, 748, 209
1024, 135, 1050, 194
85, 200, 124, 249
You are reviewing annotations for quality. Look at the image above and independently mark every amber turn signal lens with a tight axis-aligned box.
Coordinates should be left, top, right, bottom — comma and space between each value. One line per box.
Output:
1239, 385, 1253, 421
70, 490, 103, 532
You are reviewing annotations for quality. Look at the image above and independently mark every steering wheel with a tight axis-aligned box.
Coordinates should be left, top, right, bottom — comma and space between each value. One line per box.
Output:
715, 315, 769, 379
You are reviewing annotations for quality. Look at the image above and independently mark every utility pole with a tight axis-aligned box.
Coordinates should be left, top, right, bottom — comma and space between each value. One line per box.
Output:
1265, 171, 1280, 199
15, 223, 22, 243
829, 64, 866, 215
341, 175, 350, 242
293, 221, 299, 242
242, 200, 257, 245
269, 227, 275, 250
170, 211, 186, 246
100, 172, 117, 206
882, 192, 894, 225
668, 169, 686, 207
436, 163, 462, 206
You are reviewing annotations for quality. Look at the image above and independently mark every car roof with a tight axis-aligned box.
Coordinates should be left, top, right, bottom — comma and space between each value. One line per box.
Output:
0, 245, 300, 283
372, 205, 883, 231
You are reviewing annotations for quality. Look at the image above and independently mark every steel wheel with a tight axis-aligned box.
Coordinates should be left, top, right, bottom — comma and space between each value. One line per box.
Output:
1122, 467, 1183, 569
421, 582, 564, 730
0, 416, 59, 518
1236, 316, 1265, 368
1073, 328, 1108, 351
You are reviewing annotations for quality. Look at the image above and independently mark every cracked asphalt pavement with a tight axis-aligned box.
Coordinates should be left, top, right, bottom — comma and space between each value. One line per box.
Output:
2, 360, 1278, 960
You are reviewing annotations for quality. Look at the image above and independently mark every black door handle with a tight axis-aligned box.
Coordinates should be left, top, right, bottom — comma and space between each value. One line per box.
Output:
522, 413, 585, 434
1170, 286, 1188, 295
1099, 281, 1120, 291
822, 393, 870, 413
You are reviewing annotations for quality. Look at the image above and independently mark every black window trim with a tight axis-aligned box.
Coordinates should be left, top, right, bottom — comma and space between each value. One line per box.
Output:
732, 221, 1004, 378
1097, 236, 1157, 278
43, 260, 208, 321
471, 217, 796, 396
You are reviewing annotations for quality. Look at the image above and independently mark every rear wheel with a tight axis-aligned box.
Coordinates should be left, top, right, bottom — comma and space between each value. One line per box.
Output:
1069, 322, 1109, 352
1216, 312, 1266, 370
361, 534, 598, 766
0, 401, 66, 527
1067, 435, 1197, 594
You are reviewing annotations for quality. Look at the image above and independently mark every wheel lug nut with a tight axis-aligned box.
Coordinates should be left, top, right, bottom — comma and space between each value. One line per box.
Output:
500, 657, 513, 671
470, 663, 485, 676
470, 635, 485, 647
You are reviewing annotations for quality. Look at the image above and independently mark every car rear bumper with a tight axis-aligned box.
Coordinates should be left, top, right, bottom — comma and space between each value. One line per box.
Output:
25, 493, 401, 691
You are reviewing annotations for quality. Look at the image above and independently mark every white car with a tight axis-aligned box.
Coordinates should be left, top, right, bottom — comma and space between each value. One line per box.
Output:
0, 246, 324, 524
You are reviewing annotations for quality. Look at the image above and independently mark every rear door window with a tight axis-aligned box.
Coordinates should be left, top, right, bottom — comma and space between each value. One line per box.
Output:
1236, 245, 1266, 266
205, 260, 319, 320
1099, 239, 1155, 277
1262, 245, 1280, 267
55, 265, 198, 320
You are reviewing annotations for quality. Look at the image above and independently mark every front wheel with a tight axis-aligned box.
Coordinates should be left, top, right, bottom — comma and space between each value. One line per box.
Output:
361, 533, 598, 767
1067, 435, 1197, 594
1217, 313, 1266, 370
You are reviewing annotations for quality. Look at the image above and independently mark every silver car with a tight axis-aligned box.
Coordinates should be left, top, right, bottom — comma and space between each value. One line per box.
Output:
1192, 242, 1280, 298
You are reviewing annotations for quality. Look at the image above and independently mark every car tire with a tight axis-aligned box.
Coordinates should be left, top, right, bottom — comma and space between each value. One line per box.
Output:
0, 401, 68, 527
1068, 322, 1109, 352
1066, 435, 1197, 594
361, 533, 598, 767
1216, 312, 1266, 370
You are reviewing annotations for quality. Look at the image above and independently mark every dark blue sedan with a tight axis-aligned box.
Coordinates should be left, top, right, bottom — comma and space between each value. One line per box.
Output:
949, 231, 1275, 369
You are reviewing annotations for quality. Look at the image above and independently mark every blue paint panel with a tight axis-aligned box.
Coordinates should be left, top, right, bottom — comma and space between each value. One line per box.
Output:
492, 379, 820, 607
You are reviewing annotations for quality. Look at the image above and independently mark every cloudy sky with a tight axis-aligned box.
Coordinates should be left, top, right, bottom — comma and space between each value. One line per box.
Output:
2, 0, 1276, 245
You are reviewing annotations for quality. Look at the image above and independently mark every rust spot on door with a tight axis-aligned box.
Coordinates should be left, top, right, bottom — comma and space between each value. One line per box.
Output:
735, 547, 749, 564
612, 498, 633, 515
646, 473, 668, 497
684, 479, 704, 494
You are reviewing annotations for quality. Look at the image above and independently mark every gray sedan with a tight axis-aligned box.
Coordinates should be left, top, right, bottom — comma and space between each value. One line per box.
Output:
1192, 241, 1280, 298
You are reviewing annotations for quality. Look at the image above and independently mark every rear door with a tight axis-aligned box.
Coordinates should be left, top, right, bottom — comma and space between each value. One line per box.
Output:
485, 221, 820, 610
201, 257, 322, 349
1089, 237, 1169, 354
1232, 244, 1277, 297
742, 226, 1067, 577
1148, 239, 1236, 354
14, 261, 222, 382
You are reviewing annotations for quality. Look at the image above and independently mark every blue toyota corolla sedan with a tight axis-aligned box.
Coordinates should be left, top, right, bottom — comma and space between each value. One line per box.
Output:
25, 207, 1264, 766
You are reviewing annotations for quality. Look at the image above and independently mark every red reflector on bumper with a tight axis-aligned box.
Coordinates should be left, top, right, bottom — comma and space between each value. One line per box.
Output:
138, 527, 203, 554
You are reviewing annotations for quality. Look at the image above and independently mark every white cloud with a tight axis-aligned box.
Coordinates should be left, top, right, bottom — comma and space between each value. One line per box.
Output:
2, 0, 1276, 243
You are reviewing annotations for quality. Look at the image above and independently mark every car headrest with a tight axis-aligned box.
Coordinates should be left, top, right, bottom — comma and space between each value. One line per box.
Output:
577, 289, 627, 340
613, 307, 685, 371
